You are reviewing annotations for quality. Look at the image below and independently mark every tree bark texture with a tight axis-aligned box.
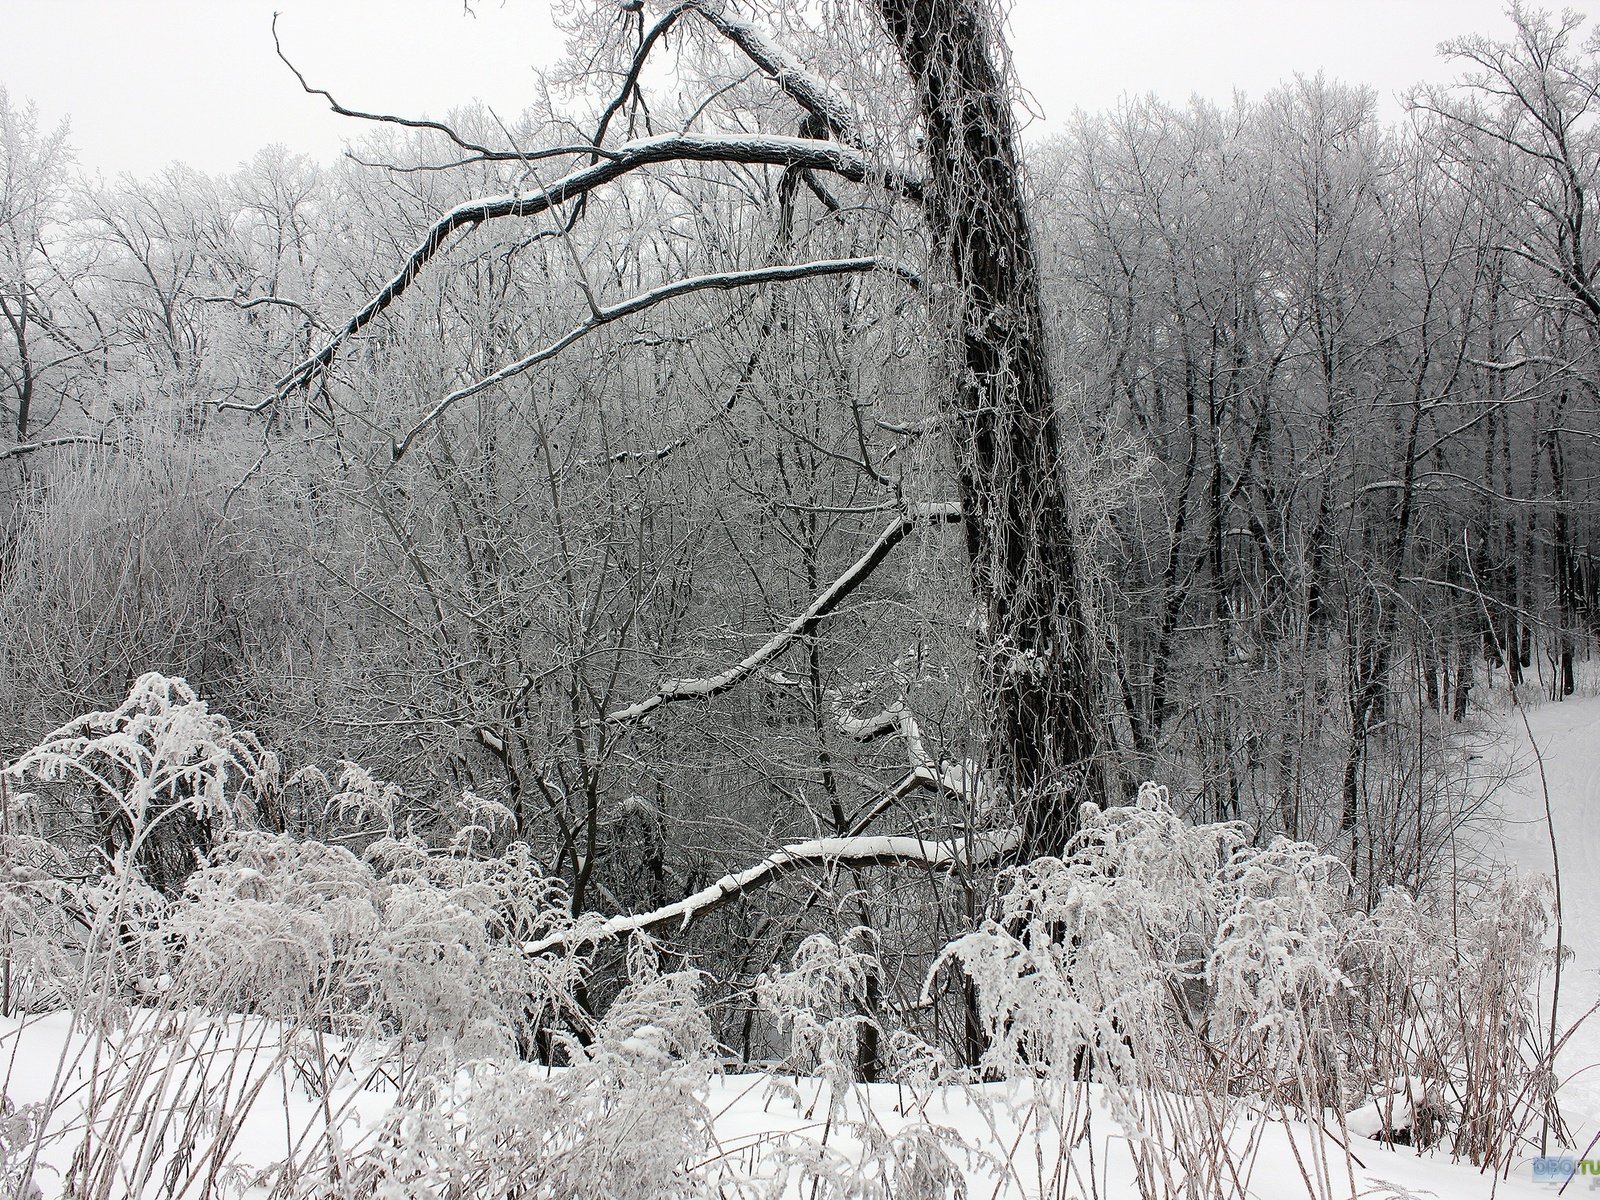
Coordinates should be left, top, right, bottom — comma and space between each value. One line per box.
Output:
877, 0, 1100, 856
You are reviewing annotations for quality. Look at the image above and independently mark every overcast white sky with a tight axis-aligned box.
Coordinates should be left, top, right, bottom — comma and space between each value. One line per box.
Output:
0, 0, 1526, 178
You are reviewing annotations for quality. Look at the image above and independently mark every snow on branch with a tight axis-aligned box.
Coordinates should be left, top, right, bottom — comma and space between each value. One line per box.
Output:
391, 257, 888, 459
0, 435, 114, 462
831, 695, 987, 802
604, 501, 962, 726
686, 2, 864, 146
253, 133, 919, 409
523, 825, 1020, 954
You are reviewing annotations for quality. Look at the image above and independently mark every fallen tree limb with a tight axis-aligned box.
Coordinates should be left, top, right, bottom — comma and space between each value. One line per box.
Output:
524, 824, 1020, 954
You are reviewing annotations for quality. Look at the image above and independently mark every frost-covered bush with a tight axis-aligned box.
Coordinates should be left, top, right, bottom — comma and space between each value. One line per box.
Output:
299, 969, 721, 1200
1207, 833, 1354, 1106
6, 673, 275, 897
163, 833, 382, 1019
161, 831, 583, 1054
0, 678, 1567, 1196
937, 782, 1344, 1097
2, 676, 587, 1053
1344, 873, 1559, 1168
0, 1091, 44, 1200
0, 833, 77, 1014
939, 781, 1562, 1183
757, 928, 882, 1090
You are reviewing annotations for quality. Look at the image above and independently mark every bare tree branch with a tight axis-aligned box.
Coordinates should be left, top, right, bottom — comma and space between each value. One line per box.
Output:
257, 132, 918, 407
605, 501, 962, 725
198, 292, 331, 331
0, 434, 112, 462
389, 256, 892, 459
273, 13, 525, 163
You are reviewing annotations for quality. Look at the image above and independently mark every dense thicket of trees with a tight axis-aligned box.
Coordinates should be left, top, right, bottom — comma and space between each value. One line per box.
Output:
1, 2, 1596, 1060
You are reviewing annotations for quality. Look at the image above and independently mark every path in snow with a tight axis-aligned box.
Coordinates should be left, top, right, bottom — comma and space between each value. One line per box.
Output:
1481, 681, 1600, 1131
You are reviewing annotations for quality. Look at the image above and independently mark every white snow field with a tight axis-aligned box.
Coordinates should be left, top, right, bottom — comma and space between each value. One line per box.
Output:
0, 1006, 1557, 1200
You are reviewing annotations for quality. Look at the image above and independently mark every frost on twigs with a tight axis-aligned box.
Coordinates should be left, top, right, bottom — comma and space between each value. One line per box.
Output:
0, 834, 76, 1013
758, 928, 882, 1097
9, 673, 273, 823
165, 833, 583, 1054
934, 779, 1564, 1178
0, 675, 587, 1050
5, 672, 275, 897
310, 968, 722, 1200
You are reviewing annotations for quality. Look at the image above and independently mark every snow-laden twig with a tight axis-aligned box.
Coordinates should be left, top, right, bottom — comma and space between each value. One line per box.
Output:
604, 502, 961, 726
522, 825, 1020, 954
391, 258, 886, 459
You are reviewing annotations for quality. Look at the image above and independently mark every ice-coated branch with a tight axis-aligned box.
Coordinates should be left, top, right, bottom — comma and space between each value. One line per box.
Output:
604, 501, 962, 726
257, 132, 917, 407
391, 257, 886, 459
523, 825, 1020, 954
0, 434, 112, 462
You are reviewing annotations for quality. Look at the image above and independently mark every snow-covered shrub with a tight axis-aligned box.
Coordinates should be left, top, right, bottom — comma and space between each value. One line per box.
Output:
939, 783, 1253, 1080
935, 783, 1365, 1196
939, 780, 1564, 1185
163, 831, 583, 1055
1, 674, 281, 1008
0, 1091, 44, 1200
1345, 873, 1559, 1168
162, 833, 383, 1019
297, 968, 721, 1200
757, 928, 882, 1091
0, 824, 167, 1014
0, 833, 78, 1014
1441, 874, 1558, 1161
1207, 833, 1354, 1107
356, 836, 580, 1052
5, 672, 275, 897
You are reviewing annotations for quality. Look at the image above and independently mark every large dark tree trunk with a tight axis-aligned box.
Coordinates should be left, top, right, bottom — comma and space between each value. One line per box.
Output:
877, 0, 1100, 857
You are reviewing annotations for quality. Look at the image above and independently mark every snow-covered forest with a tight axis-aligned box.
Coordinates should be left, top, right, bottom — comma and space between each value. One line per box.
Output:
2, 1, 1598, 1196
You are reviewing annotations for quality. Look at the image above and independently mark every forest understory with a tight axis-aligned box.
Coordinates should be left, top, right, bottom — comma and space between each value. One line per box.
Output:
2, 0, 1600, 1196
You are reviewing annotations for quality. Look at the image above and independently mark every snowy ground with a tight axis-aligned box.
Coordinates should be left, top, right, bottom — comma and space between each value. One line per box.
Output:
0, 1007, 1558, 1200
7, 683, 1600, 1198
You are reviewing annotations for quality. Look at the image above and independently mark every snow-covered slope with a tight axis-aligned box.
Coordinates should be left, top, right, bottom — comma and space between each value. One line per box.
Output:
0, 1009, 1557, 1200
1483, 684, 1600, 1134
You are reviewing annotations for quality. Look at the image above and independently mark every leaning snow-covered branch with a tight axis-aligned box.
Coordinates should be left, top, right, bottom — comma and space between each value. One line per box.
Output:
765, 674, 992, 808
252, 132, 919, 408
831, 700, 908, 742
604, 501, 962, 725
391, 257, 887, 459
523, 825, 1020, 954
